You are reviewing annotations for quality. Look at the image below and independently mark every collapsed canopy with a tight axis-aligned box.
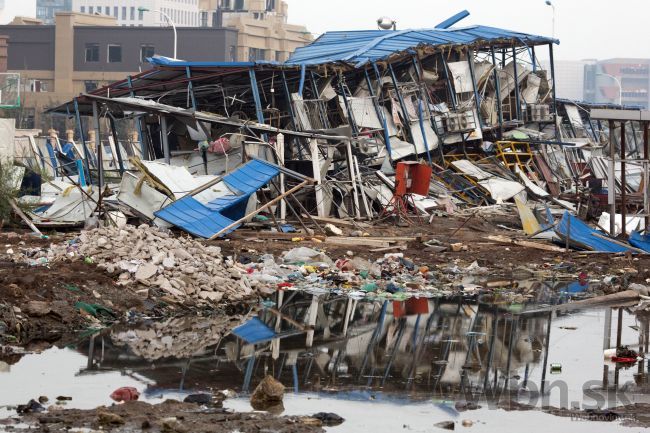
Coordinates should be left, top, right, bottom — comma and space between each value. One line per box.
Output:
286, 26, 558, 67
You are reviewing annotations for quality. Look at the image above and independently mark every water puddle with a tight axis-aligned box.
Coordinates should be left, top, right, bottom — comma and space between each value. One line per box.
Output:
1, 285, 649, 432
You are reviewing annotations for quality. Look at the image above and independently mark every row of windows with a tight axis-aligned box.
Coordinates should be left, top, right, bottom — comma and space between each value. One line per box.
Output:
220, 0, 275, 11
85, 43, 155, 63
80, 5, 200, 25
160, 8, 200, 26
221, 0, 245, 10
80, 5, 143, 21
248, 48, 284, 62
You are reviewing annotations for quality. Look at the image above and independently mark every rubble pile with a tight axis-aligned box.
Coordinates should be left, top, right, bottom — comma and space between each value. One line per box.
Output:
110, 316, 242, 360
64, 225, 252, 302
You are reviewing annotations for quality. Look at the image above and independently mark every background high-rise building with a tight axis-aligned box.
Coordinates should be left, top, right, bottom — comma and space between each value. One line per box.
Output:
36, 0, 72, 24
71, 0, 201, 27
35, 0, 310, 62
198, 0, 311, 62
0, 12, 238, 130
584, 58, 650, 108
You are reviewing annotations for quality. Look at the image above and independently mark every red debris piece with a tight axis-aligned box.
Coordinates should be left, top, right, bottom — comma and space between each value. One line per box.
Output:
110, 387, 140, 402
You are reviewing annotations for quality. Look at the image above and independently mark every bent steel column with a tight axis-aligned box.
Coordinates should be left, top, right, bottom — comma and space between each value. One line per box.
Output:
338, 73, 359, 135
160, 115, 170, 164
108, 116, 125, 175
467, 49, 484, 129
127, 75, 147, 160
186, 66, 197, 110
92, 100, 103, 191
549, 43, 559, 140
364, 68, 392, 160
621, 121, 627, 237
73, 97, 92, 183
388, 63, 415, 151
490, 47, 503, 140
512, 47, 522, 121
609, 120, 616, 236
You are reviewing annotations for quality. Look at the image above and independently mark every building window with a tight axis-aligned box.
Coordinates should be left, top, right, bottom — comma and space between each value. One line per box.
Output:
275, 51, 282, 62
122, 6, 126, 20
105, 6, 110, 15
85, 43, 100, 62
222, 0, 231, 9
130, 6, 135, 20
89, 6, 94, 14
107, 44, 122, 62
266, 0, 275, 11
229, 45, 236, 61
29, 80, 44, 92
138, 8, 144, 20
80, 6, 85, 13
234, 0, 244, 10
114, 6, 118, 17
84, 81, 98, 92
249, 48, 266, 62
140, 45, 155, 62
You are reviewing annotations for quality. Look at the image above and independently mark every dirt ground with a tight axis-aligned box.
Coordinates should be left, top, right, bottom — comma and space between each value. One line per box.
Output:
0, 231, 221, 355
3, 400, 328, 432
221, 215, 650, 283
2, 212, 650, 357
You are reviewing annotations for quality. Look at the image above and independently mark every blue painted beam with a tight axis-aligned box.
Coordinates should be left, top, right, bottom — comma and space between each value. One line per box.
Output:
434, 10, 470, 29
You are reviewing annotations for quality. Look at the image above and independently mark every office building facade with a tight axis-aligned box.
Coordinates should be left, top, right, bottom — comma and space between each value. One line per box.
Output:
0, 12, 237, 129
199, 0, 311, 62
36, 0, 72, 24
71, 0, 201, 27
584, 58, 650, 108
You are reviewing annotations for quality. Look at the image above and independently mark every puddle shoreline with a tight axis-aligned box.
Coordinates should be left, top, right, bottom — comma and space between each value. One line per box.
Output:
1, 290, 650, 431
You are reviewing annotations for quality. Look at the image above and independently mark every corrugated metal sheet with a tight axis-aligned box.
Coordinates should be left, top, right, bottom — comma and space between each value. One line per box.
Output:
154, 196, 238, 238
555, 212, 630, 253
147, 55, 268, 68
154, 159, 280, 238
232, 317, 276, 344
287, 26, 558, 67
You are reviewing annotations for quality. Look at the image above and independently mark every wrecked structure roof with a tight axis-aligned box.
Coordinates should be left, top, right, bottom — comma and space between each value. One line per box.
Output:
286, 26, 559, 67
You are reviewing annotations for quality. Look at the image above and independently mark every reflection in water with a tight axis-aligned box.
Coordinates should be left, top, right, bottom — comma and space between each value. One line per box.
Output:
76, 283, 650, 410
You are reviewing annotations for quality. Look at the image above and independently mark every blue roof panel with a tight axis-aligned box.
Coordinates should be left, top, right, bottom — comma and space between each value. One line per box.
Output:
154, 159, 281, 239
287, 25, 558, 67
233, 317, 276, 344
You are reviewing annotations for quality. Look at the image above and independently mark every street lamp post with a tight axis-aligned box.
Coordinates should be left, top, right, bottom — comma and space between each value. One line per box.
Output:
138, 7, 177, 59
544, 0, 555, 39
597, 72, 623, 105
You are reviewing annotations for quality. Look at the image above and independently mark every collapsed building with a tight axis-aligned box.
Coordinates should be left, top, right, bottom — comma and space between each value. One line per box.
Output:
7, 11, 650, 252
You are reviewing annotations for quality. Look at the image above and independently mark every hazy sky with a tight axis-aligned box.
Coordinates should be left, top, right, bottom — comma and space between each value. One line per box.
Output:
1, 0, 648, 60
285, 0, 650, 61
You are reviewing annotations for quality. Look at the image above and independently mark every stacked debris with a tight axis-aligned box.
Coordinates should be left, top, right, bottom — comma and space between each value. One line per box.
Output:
47, 225, 253, 302
110, 315, 244, 360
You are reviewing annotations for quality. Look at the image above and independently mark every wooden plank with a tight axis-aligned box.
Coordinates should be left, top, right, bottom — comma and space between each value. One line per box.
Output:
324, 238, 391, 248
485, 235, 566, 252
11, 200, 42, 235
213, 180, 310, 240
370, 245, 407, 253
301, 214, 369, 228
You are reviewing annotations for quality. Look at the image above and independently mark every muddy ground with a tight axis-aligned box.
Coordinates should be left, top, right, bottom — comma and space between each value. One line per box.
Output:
222, 215, 650, 282
1, 213, 650, 356
6, 399, 650, 431
2, 400, 328, 432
